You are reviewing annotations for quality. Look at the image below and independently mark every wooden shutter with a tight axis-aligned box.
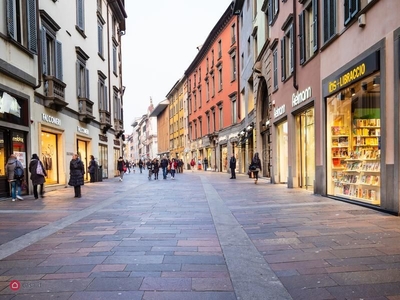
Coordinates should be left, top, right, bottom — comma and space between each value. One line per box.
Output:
104, 85, 108, 111
6, 0, 15, 39
299, 12, 305, 65
27, 0, 37, 53
268, 0, 273, 25
312, 0, 318, 52
289, 27, 294, 73
85, 69, 90, 99
77, 0, 84, 30
41, 27, 47, 75
55, 41, 63, 80
76, 62, 81, 97
281, 38, 286, 81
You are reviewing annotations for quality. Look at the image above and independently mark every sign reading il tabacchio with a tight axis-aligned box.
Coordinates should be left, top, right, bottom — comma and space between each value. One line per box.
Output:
322, 51, 379, 96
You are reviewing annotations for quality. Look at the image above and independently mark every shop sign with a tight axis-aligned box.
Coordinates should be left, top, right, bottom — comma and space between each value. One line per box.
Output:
12, 136, 24, 143
77, 126, 89, 135
322, 51, 379, 96
274, 104, 286, 118
292, 87, 312, 107
42, 113, 61, 126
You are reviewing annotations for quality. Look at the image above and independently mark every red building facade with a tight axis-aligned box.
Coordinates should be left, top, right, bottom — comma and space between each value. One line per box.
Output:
185, 4, 240, 172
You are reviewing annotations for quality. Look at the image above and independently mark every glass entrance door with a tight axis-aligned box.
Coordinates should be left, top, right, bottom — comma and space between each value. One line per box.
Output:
77, 140, 88, 180
297, 108, 315, 190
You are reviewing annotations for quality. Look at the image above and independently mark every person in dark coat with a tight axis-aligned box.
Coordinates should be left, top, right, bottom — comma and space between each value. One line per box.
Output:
138, 159, 144, 173
250, 152, 262, 184
6, 153, 24, 201
68, 153, 85, 198
29, 153, 47, 199
88, 155, 97, 183
117, 157, 125, 181
229, 153, 237, 179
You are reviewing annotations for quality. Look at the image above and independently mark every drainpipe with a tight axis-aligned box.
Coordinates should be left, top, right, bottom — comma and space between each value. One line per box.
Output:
107, 2, 112, 125
292, 0, 298, 90
33, 0, 42, 90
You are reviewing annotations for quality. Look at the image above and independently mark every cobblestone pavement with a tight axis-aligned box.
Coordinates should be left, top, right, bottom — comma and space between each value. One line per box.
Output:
0, 169, 399, 299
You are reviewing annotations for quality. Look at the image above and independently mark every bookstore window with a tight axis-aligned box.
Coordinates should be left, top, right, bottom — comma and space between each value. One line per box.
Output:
327, 73, 381, 206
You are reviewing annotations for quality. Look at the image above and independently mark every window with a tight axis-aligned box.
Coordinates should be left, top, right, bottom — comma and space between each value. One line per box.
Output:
299, 0, 318, 64
247, 37, 251, 57
76, 0, 85, 32
6, 0, 38, 53
211, 49, 215, 66
211, 74, 215, 97
254, 33, 258, 59
218, 40, 222, 59
41, 21, 63, 80
112, 42, 117, 75
198, 68, 201, 82
97, 20, 104, 57
189, 123, 192, 140
218, 66, 223, 91
206, 58, 209, 73
231, 95, 237, 124
113, 88, 121, 120
323, 0, 336, 43
212, 109, 216, 132
281, 24, 293, 81
98, 71, 108, 111
268, 0, 279, 25
194, 121, 197, 139
273, 48, 278, 90
193, 92, 197, 111
218, 105, 223, 130
206, 79, 210, 101
76, 49, 90, 99
344, 0, 359, 25
97, 0, 102, 12
231, 52, 237, 81
231, 23, 236, 44
253, 0, 257, 19
198, 88, 202, 108
194, 74, 197, 87
112, 16, 116, 39
199, 118, 202, 137
206, 113, 210, 134
241, 53, 244, 71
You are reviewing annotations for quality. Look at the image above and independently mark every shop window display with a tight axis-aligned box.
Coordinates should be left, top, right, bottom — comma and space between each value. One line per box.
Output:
41, 132, 58, 184
327, 74, 381, 205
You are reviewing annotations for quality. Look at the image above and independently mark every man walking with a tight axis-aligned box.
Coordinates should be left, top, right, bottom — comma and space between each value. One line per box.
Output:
229, 153, 236, 179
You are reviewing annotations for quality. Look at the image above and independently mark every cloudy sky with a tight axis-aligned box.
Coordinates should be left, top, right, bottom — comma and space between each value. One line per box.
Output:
122, 0, 233, 131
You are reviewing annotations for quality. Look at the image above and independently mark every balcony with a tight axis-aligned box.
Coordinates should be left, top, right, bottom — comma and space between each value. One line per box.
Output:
100, 110, 112, 133
114, 118, 124, 132
78, 98, 95, 123
43, 75, 68, 111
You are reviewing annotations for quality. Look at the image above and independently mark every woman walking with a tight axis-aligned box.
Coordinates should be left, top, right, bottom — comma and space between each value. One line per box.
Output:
29, 153, 47, 199
88, 155, 97, 183
250, 152, 262, 184
117, 156, 125, 181
169, 158, 178, 180
6, 154, 24, 201
68, 153, 85, 198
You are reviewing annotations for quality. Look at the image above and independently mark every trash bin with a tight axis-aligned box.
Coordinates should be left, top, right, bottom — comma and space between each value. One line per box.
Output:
97, 165, 102, 182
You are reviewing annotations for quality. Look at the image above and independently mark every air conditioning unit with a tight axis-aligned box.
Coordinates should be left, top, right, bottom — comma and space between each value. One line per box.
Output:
358, 14, 366, 27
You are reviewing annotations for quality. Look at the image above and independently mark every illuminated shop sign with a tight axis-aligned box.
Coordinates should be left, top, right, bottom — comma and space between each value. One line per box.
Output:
322, 51, 379, 96
42, 113, 61, 126
12, 136, 24, 143
292, 87, 312, 107
274, 104, 286, 118
77, 126, 89, 135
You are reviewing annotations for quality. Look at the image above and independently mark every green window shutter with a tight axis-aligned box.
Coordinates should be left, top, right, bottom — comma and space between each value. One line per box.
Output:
55, 41, 63, 80
41, 27, 48, 75
6, 0, 15, 39
27, 0, 38, 53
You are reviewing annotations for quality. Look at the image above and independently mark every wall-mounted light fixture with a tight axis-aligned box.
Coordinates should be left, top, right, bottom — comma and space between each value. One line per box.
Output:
351, 88, 356, 96
362, 82, 368, 91
246, 122, 254, 132
121, 86, 126, 96
373, 76, 380, 86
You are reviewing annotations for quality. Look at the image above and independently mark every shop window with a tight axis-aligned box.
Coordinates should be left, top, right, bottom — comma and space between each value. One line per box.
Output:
323, 0, 337, 43
299, 0, 318, 64
41, 131, 58, 184
6, 0, 38, 53
327, 73, 381, 205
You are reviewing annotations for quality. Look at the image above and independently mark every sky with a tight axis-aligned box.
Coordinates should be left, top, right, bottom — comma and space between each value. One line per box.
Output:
122, 0, 233, 131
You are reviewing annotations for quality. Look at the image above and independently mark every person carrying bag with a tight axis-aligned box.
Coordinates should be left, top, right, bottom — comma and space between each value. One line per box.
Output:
29, 153, 47, 199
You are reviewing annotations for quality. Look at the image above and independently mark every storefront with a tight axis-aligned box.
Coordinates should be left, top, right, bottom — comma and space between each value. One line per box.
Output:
292, 87, 315, 191
276, 120, 288, 183
98, 143, 108, 178
220, 144, 228, 172
0, 90, 29, 198
323, 51, 381, 206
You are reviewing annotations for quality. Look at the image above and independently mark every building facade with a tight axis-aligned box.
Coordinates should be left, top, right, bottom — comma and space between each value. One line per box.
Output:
185, 4, 240, 173
149, 99, 170, 158
0, 0, 127, 197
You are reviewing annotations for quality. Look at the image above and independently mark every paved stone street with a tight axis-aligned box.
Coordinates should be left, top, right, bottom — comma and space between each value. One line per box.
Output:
0, 169, 399, 299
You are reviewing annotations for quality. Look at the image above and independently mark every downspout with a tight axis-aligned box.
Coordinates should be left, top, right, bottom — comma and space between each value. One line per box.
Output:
33, 0, 42, 90
292, 0, 298, 90
107, 2, 112, 126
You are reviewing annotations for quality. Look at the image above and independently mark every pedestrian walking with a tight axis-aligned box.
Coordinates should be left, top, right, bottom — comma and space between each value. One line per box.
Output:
169, 158, 178, 179
138, 159, 144, 173
68, 153, 85, 198
204, 157, 208, 171
249, 152, 262, 184
117, 157, 125, 181
160, 155, 169, 179
229, 153, 237, 179
28, 153, 47, 199
190, 158, 195, 172
88, 155, 97, 183
153, 158, 160, 180
6, 153, 24, 201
